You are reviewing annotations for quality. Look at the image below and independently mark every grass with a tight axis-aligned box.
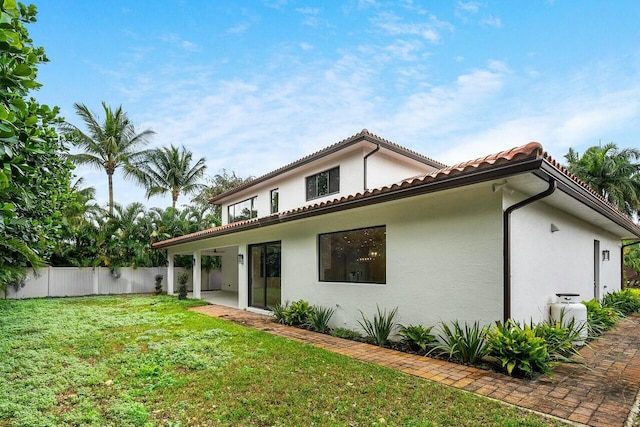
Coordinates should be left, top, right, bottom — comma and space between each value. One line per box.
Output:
0, 295, 566, 426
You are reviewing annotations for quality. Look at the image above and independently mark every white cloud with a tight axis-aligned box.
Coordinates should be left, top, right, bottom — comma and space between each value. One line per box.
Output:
158, 33, 199, 52
481, 15, 503, 28
358, 0, 379, 10
371, 11, 453, 43
299, 42, 314, 51
263, 0, 287, 10
399, 0, 428, 15
227, 23, 249, 34
296, 7, 329, 28
433, 74, 640, 165
383, 39, 424, 61
456, 1, 480, 15
386, 62, 509, 140
296, 7, 320, 15
181, 40, 198, 52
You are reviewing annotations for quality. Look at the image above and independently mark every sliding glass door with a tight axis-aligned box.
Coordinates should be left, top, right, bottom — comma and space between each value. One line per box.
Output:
249, 241, 281, 309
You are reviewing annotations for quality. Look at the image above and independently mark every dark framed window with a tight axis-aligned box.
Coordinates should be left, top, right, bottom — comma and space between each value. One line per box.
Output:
270, 188, 279, 214
306, 166, 339, 201
319, 225, 386, 284
228, 197, 257, 223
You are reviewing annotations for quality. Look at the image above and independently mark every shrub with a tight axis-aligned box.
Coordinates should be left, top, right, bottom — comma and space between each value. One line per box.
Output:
358, 305, 398, 346
487, 320, 550, 377
177, 271, 189, 300
269, 301, 290, 324
154, 274, 163, 295
602, 289, 640, 316
284, 300, 313, 326
434, 320, 489, 364
583, 298, 620, 336
533, 321, 581, 361
331, 327, 362, 340
399, 324, 436, 353
309, 305, 335, 332
534, 311, 584, 361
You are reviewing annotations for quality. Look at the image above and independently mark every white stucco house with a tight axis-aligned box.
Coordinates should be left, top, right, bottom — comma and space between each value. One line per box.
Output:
153, 129, 640, 330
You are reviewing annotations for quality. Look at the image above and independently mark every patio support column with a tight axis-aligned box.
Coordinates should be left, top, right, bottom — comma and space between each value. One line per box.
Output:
237, 245, 248, 309
167, 251, 174, 295
193, 250, 202, 300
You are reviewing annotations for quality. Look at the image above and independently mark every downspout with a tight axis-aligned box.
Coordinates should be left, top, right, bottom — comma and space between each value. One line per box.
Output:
621, 240, 640, 289
363, 144, 380, 191
503, 177, 557, 322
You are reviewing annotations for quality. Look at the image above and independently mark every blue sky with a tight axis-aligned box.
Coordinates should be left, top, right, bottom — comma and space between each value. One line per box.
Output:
30, 0, 640, 209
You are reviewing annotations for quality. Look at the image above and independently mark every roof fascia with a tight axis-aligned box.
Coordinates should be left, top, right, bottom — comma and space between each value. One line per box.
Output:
536, 162, 640, 237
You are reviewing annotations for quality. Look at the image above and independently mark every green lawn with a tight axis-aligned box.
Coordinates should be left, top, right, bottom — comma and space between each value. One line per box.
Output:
0, 295, 565, 426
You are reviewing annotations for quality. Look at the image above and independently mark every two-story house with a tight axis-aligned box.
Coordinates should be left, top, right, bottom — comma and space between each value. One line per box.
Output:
153, 129, 640, 330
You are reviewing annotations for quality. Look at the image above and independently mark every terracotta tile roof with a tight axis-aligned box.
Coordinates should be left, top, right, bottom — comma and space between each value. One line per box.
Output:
208, 129, 446, 204
153, 141, 640, 249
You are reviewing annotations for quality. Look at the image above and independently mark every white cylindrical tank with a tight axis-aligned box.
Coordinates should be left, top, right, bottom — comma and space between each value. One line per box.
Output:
549, 293, 588, 346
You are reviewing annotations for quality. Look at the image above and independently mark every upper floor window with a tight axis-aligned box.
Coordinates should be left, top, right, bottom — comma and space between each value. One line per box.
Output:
228, 197, 257, 223
306, 166, 339, 201
270, 188, 279, 214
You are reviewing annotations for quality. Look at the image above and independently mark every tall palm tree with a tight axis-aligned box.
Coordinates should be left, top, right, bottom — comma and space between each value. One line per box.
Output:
565, 143, 640, 216
128, 144, 206, 208
63, 102, 155, 215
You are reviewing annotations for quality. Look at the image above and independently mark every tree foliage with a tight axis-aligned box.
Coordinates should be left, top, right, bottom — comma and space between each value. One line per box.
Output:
624, 242, 640, 286
127, 144, 206, 208
52, 200, 220, 270
0, 1, 74, 291
62, 102, 155, 215
192, 169, 252, 219
565, 143, 640, 216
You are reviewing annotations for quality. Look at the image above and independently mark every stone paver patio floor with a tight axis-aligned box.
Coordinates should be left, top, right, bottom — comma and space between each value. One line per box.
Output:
191, 305, 640, 427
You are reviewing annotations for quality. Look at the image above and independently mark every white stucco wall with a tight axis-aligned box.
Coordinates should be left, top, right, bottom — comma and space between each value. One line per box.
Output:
220, 248, 239, 292
365, 151, 435, 190
509, 194, 622, 324
178, 182, 505, 332
219, 147, 435, 225
279, 185, 504, 331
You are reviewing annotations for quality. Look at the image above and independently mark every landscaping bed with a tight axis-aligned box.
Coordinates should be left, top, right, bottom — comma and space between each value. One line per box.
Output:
272, 289, 640, 379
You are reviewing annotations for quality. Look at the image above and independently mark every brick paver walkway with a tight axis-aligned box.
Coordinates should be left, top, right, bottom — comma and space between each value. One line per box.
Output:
191, 305, 640, 427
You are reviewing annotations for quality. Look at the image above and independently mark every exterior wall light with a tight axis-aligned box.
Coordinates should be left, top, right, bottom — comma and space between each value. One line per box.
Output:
237, 254, 244, 265
602, 250, 610, 261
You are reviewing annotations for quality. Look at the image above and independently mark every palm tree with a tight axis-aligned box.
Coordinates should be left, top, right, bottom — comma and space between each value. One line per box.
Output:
128, 144, 206, 208
565, 143, 640, 216
63, 102, 155, 215
191, 169, 252, 218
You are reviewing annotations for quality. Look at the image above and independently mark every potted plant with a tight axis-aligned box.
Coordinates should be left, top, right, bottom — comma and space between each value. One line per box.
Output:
154, 274, 163, 295
177, 271, 189, 300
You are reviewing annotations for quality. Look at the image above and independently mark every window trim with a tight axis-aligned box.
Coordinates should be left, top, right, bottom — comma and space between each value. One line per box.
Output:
306, 166, 340, 201
227, 196, 257, 223
317, 225, 386, 285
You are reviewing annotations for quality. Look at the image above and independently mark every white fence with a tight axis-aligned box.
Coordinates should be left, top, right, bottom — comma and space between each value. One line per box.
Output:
5, 267, 222, 299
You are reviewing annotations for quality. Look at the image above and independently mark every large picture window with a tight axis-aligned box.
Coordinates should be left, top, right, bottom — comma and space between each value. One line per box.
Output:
319, 226, 386, 284
228, 197, 257, 223
306, 167, 339, 201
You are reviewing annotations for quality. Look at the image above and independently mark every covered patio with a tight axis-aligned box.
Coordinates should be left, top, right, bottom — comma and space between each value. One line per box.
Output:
187, 290, 239, 308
